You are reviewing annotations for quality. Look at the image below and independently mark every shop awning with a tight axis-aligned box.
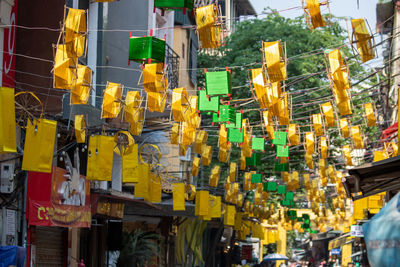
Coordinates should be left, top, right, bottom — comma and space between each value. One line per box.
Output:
343, 155, 400, 200
328, 233, 352, 250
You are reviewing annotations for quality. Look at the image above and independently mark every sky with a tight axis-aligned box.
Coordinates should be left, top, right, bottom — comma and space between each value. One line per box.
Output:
249, 0, 378, 28
248, 0, 381, 64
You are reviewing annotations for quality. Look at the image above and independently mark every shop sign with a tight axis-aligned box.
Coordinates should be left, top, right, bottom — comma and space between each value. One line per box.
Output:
351, 225, 364, 237
331, 248, 341, 255
97, 201, 124, 219
27, 167, 91, 228
241, 245, 252, 260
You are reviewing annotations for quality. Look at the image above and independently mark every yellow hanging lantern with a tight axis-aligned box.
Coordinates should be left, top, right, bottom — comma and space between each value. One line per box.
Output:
195, 4, 216, 30
305, 132, 315, 154
102, 82, 122, 118
224, 204, 236, 226
343, 145, 353, 166
351, 19, 375, 63
53, 44, 77, 90
195, 190, 209, 216
142, 63, 167, 93
321, 101, 335, 127
291, 171, 300, 190
134, 164, 150, 199
303, 0, 326, 29
328, 49, 350, 92
282, 171, 289, 183
319, 158, 327, 178
263, 41, 287, 83
305, 153, 314, 169
185, 184, 196, 201
304, 173, 311, 190
266, 125, 275, 140
228, 162, 237, 183
172, 87, 189, 122
252, 68, 268, 108
71, 65, 92, 104
240, 150, 246, 170
22, 119, 57, 173
218, 144, 231, 163
278, 93, 290, 125
192, 157, 201, 177
181, 122, 196, 147
86, 135, 114, 181
129, 108, 144, 136
263, 110, 272, 128
219, 124, 229, 149
147, 92, 166, 113
124, 92, 142, 135
312, 114, 324, 137
209, 165, 221, 187
0, 87, 16, 154
173, 183, 186, 211
351, 126, 364, 149
320, 136, 328, 159
74, 115, 86, 143
187, 95, 200, 128
202, 145, 213, 166
197, 25, 222, 49
364, 103, 376, 127
288, 124, 300, 146
244, 172, 252, 191
195, 130, 208, 154
328, 165, 336, 183
171, 123, 180, 145
64, 8, 86, 56
340, 118, 350, 138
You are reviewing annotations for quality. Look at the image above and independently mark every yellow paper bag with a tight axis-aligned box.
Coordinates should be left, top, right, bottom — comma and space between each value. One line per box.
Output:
149, 174, 162, 203
22, 119, 57, 173
224, 204, 236, 226
195, 190, 209, 216
209, 195, 221, 218
86, 135, 114, 181
74, 115, 86, 143
0, 87, 16, 153
134, 164, 150, 198
173, 183, 186, 211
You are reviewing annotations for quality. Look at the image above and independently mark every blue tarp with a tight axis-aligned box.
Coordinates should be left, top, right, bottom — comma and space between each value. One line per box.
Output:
0, 246, 26, 267
363, 192, 400, 267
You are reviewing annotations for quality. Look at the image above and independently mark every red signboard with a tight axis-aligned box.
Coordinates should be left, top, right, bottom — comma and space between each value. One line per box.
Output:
241, 245, 253, 261
2, 0, 17, 87
27, 167, 91, 228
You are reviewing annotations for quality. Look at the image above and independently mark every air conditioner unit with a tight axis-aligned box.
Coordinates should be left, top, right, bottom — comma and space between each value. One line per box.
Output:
1, 163, 14, 193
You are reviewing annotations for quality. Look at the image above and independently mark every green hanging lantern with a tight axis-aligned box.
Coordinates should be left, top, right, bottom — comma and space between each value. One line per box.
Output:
228, 128, 244, 143
154, 0, 194, 9
275, 161, 289, 172
276, 145, 289, 157
267, 182, 277, 192
246, 153, 261, 166
129, 36, 166, 63
251, 173, 262, 183
277, 185, 286, 194
272, 131, 287, 146
205, 71, 232, 96
198, 90, 219, 112
226, 112, 243, 129
219, 105, 235, 124
251, 137, 265, 151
